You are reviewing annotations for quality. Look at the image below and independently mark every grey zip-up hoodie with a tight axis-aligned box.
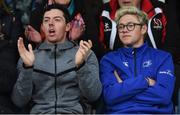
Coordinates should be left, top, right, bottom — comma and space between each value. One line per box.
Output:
12, 40, 102, 114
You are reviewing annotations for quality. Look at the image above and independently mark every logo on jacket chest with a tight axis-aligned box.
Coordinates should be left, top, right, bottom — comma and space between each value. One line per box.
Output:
143, 60, 152, 68
159, 70, 173, 76
104, 22, 112, 32
122, 60, 152, 68
152, 18, 162, 30
123, 61, 129, 67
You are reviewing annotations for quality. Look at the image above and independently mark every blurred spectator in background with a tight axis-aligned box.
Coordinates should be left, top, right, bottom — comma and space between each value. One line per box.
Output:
4, 0, 35, 27
176, 0, 180, 29
163, 0, 180, 63
165, 0, 180, 112
0, 0, 24, 113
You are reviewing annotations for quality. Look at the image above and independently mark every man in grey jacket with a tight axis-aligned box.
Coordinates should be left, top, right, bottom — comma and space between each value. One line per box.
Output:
12, 4, 102, 114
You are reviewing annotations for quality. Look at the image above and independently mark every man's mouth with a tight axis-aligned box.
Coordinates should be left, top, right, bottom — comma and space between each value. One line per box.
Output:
49, 29, 55, 36
123, 34, 131, 37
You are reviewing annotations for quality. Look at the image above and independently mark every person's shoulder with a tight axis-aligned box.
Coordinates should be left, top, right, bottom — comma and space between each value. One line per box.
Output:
103, 50, 118, 57
149, 47, 172, 58
101, 50, 120, 62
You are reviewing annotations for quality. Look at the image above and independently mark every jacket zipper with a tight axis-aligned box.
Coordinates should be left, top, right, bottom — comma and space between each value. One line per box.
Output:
54, 44, 58, 114
133, 48, 137, 77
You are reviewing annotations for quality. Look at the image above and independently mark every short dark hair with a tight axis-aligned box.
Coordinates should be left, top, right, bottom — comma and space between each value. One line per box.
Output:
42, 4, 70, 23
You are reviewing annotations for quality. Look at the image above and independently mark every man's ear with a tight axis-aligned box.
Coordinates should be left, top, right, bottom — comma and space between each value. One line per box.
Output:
66, 23, 71, 32
141, 24, 148, 35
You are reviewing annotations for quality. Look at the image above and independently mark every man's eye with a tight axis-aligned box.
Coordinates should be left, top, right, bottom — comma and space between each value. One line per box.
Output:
43, 19, 49, 23
119, 27, 123, 29
54, 18, 61, 22
128, 24, 134, 28
119, 25, 124, 29
54, 17, 64, 22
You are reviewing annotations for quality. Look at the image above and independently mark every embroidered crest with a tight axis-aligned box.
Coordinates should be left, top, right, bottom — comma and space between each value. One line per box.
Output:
159, 70, 173, 77
143, 60, 152, 68
123, 62, 129, 67
104, 22, 112, 32
153, 18, 162, 30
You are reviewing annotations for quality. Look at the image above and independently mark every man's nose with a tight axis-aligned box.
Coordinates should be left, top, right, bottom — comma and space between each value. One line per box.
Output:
49, 20, 54, 26
122, 26, 128, 33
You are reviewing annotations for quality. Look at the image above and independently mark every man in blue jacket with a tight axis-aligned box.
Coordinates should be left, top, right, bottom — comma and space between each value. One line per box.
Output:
100, 6, 175, 114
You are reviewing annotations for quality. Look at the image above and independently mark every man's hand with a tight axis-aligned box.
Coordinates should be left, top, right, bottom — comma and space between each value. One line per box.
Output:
146, 77, 156, 86
75, 40, 92, 67
25, 25, 42, 43
18, 37, 35, 67
114, 70, 123, 83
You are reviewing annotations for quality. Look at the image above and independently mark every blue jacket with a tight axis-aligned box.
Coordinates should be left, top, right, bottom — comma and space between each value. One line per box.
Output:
100, 42, 175, 114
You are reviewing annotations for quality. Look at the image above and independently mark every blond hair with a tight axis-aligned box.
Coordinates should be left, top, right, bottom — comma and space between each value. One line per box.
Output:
115, 6, 149, 25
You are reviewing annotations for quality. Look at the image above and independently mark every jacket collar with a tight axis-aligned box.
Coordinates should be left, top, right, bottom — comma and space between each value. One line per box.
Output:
38, 39, 76, 51
33, 39, 77, 75
119, 42, 148, 58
